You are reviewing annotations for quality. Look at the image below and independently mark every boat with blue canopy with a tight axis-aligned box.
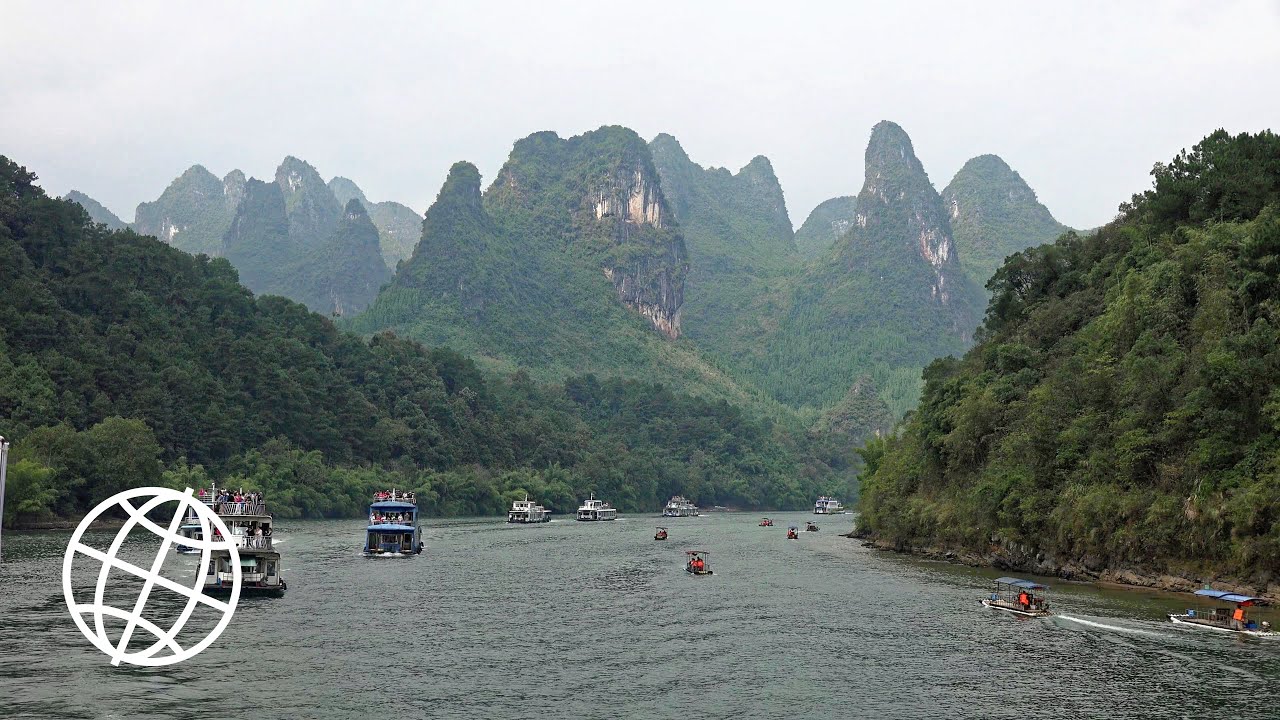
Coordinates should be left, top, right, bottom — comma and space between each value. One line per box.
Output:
1169, 589, 1275, 636
363, 489, 424, 558
980, 576, 1050, 617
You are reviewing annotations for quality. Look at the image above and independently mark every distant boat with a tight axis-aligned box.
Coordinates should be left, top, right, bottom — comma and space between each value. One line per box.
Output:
363, 489, 424, 558
786, 526, 799, 540
759, 518, 774, 527
1169, 589, 1275, 636
814, 496, 844, 514
662, 495, 699, 518
654, 526, 668, 541
980, 577, 1050, 618
576, 494, 618, 521
508, 495, 551, 523
174, 499, 205, 554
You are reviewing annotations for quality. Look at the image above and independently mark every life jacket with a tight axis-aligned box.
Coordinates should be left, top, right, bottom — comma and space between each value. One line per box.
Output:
1234, 608, 1245, 621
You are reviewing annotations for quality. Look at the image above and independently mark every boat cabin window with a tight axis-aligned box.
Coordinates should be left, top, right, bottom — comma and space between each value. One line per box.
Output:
266, 562, 276, 577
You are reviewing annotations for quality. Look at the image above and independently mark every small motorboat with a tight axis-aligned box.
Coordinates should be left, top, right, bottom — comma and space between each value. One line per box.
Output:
805, 521, 819, 532
685, 550, 712, 575
786, 525, 799, 540
1169, 589, 1277, 636
980, 577, 1051, 618
759, 518, 774, 527
654, 526, 668, 541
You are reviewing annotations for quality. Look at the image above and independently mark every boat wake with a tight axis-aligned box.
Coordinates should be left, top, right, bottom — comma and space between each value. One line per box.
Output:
1055, 614, 1165, 637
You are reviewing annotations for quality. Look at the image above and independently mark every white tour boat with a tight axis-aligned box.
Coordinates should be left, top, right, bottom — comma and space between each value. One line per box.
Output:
576, 494, 618, 521
508, 495, 552, 523
200, 487, 286, 598
662, 495, 699, 518
813, 496, 844, 514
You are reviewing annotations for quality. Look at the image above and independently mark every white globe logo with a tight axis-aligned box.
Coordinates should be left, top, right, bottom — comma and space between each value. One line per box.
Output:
61, 487, 242, 666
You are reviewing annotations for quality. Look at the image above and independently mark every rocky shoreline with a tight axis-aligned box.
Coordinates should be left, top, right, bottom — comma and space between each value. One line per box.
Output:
847, 529, 1280, 602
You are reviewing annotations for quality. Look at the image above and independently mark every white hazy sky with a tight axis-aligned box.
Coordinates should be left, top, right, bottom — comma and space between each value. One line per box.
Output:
2, 1, 1278, 230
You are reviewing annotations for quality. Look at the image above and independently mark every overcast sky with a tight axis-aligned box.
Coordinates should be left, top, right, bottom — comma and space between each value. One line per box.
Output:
3, 1, 1278, 230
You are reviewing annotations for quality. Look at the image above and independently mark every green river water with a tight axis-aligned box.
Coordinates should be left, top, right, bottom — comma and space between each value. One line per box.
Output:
2, 512, 1278, 719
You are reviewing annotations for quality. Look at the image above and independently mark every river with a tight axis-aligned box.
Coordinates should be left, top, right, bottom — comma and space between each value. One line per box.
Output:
2, 512, 1277, 719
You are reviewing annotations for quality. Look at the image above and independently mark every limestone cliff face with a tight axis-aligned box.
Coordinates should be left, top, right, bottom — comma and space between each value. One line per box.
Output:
486, 127, 688, 339
275, 156, 342, 248
589, 160, 684, 339
839, 121, 979, 335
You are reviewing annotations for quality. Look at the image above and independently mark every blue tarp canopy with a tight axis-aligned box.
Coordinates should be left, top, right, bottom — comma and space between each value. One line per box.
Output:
994, 576, 1050, 590
370, 500, 416, 510
1194, 589, 1261, 604
367, 523, 415, 531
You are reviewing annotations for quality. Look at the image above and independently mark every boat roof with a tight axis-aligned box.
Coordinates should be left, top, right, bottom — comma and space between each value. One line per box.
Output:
685, 550, 709, 555
1195, 589, 1262, 604
371, 500, 416, 509
994, 576, 1050, 590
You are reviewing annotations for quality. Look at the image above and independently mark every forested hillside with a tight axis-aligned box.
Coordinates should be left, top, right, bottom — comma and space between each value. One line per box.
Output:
351, 128, 782, 413
62, 191, 126, 230
858, 129, 1280, 584
942, 154, 1071, 292
0, 155, 851, 525
740, 122, 986, 417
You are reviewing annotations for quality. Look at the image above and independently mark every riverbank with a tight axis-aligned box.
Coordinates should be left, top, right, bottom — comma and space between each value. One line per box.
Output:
848, 529, 1280, 602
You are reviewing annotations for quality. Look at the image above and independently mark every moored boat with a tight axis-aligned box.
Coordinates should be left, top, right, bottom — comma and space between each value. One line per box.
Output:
576, 494, 618, 521
201, 487, 286, 598
662, 495, 699, 518
805, 521, 819, 532
363, 489, 424, 558
813, 496, 844, 514
980, 577, 1050, 617
508, 495, 551, 523
1169, 589, 1275, 636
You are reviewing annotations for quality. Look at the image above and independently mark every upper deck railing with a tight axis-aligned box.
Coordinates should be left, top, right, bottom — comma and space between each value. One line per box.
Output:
372, 489, 416, 503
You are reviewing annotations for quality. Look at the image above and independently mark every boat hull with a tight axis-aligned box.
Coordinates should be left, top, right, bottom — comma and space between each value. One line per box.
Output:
686, 569, 713, 575
204, 583, 287, 599
980, 598, 1050, 617
1168, 614, 1277, 637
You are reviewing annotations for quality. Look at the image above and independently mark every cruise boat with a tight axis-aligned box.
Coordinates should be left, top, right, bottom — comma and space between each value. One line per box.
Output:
1169, 589, 1275, 636
980, 577, 1050, 618
200, 488, 286, 598
662, 495, 699, 518
576, 494, 618, 521
363, 489, 424, 557
508, 495, 551, 523
813, 496, 844, 514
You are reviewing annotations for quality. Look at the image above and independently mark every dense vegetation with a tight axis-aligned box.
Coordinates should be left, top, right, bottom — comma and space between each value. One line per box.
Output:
351, 130, 780, 414
942, 154, 1071, 292
63, 191, 127, 231
133, 164, 243, 256
793, 195, 857, 259
328, 176, 422, 269
223, 163, 390, 317
859, 129, 1280, 582
737, 122, 985, 417
0, 155, 848, 525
